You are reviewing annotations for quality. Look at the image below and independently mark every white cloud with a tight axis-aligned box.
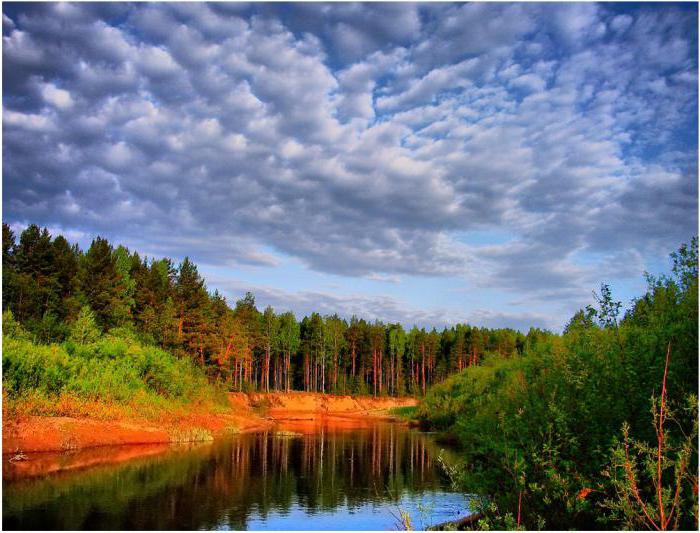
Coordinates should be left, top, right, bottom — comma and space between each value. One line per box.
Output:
205, 275, 558, 331
3, 109, 54, 131
2, 2, 696, 330
40, 82, 74, 109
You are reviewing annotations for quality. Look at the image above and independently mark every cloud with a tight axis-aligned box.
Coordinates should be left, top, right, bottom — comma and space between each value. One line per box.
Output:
40, 82, 73, 109
205, 275, 558, 332
2, 2, 697, 330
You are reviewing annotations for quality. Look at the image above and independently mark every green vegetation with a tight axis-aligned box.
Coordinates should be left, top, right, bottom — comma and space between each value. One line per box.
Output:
168, 427, 214, 443
2, 308, 226, 419
417, 239, 698, 530
3, 223, 540, 397
2, 222, 697, 529
389, 405, 418, 419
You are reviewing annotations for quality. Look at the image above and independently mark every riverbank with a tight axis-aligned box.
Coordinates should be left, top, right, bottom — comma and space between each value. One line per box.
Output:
2, 392, 417, 456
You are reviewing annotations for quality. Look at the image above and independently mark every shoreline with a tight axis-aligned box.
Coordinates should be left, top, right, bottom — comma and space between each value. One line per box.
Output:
2, 392, 417, 478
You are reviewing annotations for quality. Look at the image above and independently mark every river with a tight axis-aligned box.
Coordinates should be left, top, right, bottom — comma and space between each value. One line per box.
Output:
3, 418, 470, 530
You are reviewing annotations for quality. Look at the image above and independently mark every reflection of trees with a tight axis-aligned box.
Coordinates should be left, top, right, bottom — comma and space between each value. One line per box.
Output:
3, 424, 451, 530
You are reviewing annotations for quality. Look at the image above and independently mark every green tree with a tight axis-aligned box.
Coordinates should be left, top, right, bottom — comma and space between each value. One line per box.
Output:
2, 224, 18, 314
113, 245, 136, 315
275, 311, 300, 392
261, 306, 277, 392
50, 235, 82, 322
69, 305, 100, 345
12, 224, 56, 323
80, 237, 131, 329
369, 321, 385, 396
324, 314, 347, 393
388, 323, 406, 395
233, 291, 261, 387
174, 257, 211, 365
2, 309, 30, 340
345, 316, 362, 385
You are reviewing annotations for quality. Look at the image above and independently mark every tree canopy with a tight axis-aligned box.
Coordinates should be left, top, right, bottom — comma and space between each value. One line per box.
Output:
3, 223, 537, 396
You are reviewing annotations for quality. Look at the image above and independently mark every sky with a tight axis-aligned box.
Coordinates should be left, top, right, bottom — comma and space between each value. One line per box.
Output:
2, 1, 698, 332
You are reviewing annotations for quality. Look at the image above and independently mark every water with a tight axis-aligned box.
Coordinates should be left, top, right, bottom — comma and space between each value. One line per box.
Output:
3, 419, 470, 530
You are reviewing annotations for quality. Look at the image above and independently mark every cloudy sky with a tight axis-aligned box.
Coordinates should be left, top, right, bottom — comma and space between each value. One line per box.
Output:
3, 2, 698, 331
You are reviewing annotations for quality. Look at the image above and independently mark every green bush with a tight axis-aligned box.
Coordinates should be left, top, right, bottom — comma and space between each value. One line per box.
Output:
417, 241, 698, 530
2, 310, 31, 341
2, 327, 226, 415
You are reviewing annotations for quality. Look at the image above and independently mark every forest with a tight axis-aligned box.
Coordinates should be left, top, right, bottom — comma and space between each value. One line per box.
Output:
2, 224, 698, 530
2, 223, 534, 397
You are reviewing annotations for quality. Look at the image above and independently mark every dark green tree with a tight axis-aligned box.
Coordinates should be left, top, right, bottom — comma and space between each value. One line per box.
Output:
80, 237, 131, 329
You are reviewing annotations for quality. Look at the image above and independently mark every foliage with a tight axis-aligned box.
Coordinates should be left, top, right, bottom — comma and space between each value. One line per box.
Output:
69, 306, 101, 345
2, 327, 226, 419
418, 240, 698, 530
2, 310, 30, 340
3, 223, 697, 529
601, 361, 698, 530
389, 405, 418, 419
2, 223, 534, 396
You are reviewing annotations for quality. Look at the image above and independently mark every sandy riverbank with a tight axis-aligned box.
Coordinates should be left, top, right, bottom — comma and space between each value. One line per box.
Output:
2, 392, 417, 455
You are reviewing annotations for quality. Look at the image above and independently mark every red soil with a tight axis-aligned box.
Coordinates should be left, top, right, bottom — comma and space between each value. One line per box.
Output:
2, 392, 416, 457
3, 416, 171, 454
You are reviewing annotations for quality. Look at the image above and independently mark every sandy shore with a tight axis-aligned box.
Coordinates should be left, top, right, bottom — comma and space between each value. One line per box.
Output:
2, 392, 416, 455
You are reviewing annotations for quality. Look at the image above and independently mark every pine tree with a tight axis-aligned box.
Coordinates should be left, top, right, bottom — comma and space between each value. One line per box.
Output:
13, 225, 56, 323
80, 237, 131, 329
2, 224, 18, 315
174, 257, 210, 365
261, 306, 276, 392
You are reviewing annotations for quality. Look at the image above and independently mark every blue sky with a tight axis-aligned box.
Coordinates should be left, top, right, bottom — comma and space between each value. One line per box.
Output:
3, 2, 698, 331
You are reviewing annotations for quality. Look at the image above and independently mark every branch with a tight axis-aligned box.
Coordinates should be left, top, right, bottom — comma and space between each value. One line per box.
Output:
664, 450, 688, 530
656, 343, 672, 529
624, 437, 660, 530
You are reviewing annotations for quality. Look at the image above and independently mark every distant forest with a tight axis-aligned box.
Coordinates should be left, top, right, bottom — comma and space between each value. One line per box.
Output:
2, 224, 547, 396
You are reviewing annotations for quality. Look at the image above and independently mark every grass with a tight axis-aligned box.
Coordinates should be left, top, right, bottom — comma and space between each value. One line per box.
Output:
168, 427, 214, 443
388, 405, 418, 419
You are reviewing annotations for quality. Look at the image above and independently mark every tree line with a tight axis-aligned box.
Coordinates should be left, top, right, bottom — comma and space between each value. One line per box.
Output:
2, 223, 544, 396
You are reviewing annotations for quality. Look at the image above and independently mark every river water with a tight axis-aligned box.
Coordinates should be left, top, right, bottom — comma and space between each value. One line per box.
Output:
3, 419, 470, 530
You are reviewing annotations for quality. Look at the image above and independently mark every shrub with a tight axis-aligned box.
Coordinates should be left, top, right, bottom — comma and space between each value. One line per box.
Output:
418, 242, 698, 529
2, 326, 226, 419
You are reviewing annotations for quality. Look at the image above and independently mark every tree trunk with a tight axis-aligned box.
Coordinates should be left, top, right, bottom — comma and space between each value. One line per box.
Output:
373, 349, 377, 396
286, 351, 291, 392
351, 342, 356, 378
421, 344, 426, 395
265, 343, 271, 392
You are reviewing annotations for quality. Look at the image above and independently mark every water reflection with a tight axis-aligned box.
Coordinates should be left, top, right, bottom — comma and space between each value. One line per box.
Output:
3, 420, 468, 530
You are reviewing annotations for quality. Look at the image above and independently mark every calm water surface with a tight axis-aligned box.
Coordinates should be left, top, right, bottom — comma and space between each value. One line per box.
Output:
3, 419, 470, 530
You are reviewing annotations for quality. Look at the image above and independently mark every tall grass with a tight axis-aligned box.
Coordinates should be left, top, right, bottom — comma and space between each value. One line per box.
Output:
2, 325, 228, 420
388, 405, 418, 419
